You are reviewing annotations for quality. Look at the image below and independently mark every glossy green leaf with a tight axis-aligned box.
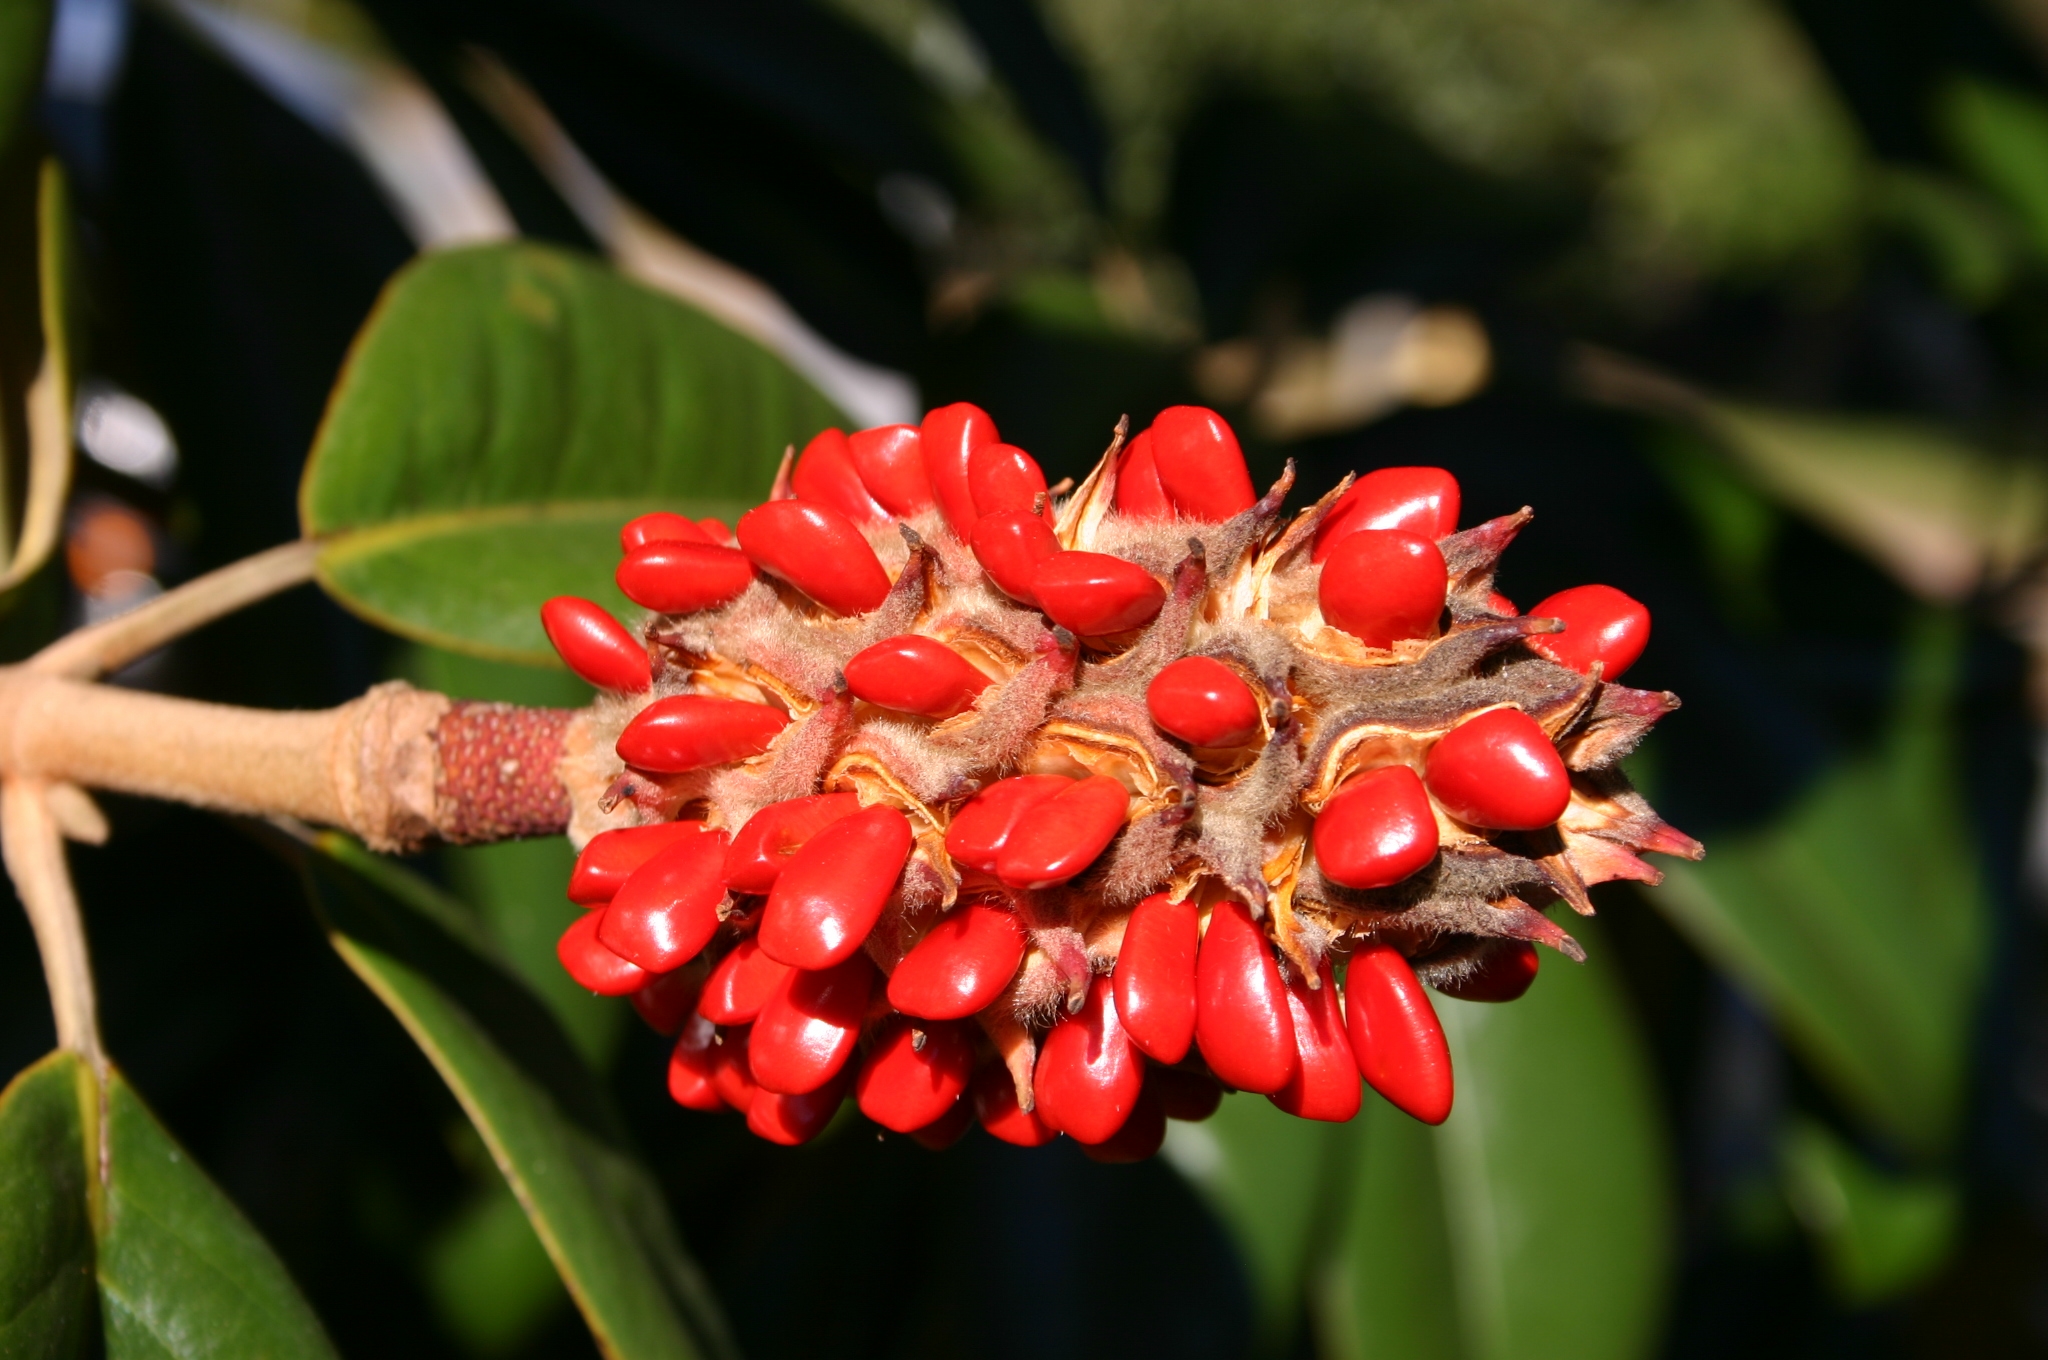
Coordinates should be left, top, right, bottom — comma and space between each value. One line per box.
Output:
1779, 1117, 1958, 1306
1656, 609, 1984, 1157
281, 829, 736, 1360
300, 242, 842, 662
0, 1049, 340, 1359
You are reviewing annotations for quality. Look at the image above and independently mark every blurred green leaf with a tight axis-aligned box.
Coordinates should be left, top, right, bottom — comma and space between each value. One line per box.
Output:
1779, 1117, 1958, 1306
423, 1177, 569, 1357
301, 242, 843, 662
282, 830, 736, 1360
1657, 609, 1985, 1157
1938, 77, 2048, 264
0, 1, 48, 163
1873, 166, 2025, 310
1319, 923, 1673, 1360
0, 1049, 342, 1359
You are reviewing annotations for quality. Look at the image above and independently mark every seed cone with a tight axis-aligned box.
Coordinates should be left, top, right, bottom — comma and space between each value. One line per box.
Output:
553, 408, 1701, 1154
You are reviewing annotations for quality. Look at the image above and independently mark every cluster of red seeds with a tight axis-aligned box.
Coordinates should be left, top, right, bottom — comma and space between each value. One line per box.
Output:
540, 403, 1681, 1155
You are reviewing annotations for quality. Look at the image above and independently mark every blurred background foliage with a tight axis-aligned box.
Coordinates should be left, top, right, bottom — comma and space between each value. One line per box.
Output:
5, 0, 2048, 1356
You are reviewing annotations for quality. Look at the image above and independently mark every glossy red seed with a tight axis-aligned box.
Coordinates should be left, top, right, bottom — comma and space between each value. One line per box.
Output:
1271, 959, 1361, 1123
1082, 1082, 1165, 1164
736, 499, 892, 615
996, 774, 1129, 889
1195, 899, 1299, 1095
758, 806, 914, 969
616, 695, 789, 774
1151, 1066, 1223, 1122
712, 1027, 758, 1112
541, 597, 651, 692
1114, 428, 1172, 520
971, 1062, 1058, 1146
721, 792, 863, 895
793, 427, 888, 525
621, 511, 713, 552
887, 902, 1027, 1020
632, 967, 703, 1035
1033, 974, 1145, 1144
909, 1096, 975, 1150
1318, 529, 1448, 649
1031, 552, 1166, 635
855, 1017, 977, 1133
1113, 892, 1199, 1064
1312, 466, 1461, 561
970, 509, 1061, 606
1346, 943, 1453, 1124
1432, 941, 1540, 1003
968, 442, 1055, 525
557, 911, 651, 996
848, 424, 934, 517
1146, 656, 1262, 747
1488, 591, 1519, 617
698, 516, 734, 545
1526, 584, 1651, 680
843, 635, 991, 718
1313, 765, 1439, 890
1151, 406, 1256, 522
666, 1013, 726, 1111
943, 774, 1070, 873
615, 541, 756, 614
597, 827, 731, 972
697, 936, 794, 1025
749, 954, 874, 1094
748, 1072, 849, 1145
568, 821, 706, 905
1424, 707, 1571, 831
921, 402, 1000, 538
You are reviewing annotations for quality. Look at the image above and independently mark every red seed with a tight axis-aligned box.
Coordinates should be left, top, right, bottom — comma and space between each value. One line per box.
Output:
712, 1027, 758, 1112
843, 635, 991, 718
568, 820, 706, 905
887, 902, 1027, 1020
943, 774, 1070, 873
721, 792, 863, 895
1488, 591, 1519, 617
621, 511, 713, 552
970, 509, 1061, 606
616, 695, 789, 773
748, 1072, 849, 1145
1081, 1082, 1166, 1164
1114, 428, 1172, 521
793, 427, 889, 525
697, 936, 794, 1025
698, 517, 734, 546
1113, 892, 1200, 1064
758, 806, 914, 969
749, 953, 875, 1094
909, 1096, 975, 1150
541, 597, 651, 692
632, 967, 703, 1035
736, 499, 892, 615
969, 443, 1054, 525
1151, 1067, 1223, 1121
1146, 656, 1262, 747
1270, 959, 1361, 1123
1194, 899, 1299, 1095
1150, 406, 1256, 521
921, 402, 1000, 539
597, 827, 731, 972
1424, 707, 1571, 831
1432, 941, 1540, 1003
995, 774, 1129, 889
1312, 467, 1461, 561
557, 911, 651, 996
848, 424, 934, 517
1526, 584, 1651, 680
854, 1016, 977, 1133
1318, 529, 1448, 649
1346, 943, 1453, 1124
1033, 974, 1145, 1144
666, 1014, 726, 1111
1031, 552, 1166, 635
1313, 765, 1439, 890
615, 541, 757, 614
971, 1062, 1057, 1147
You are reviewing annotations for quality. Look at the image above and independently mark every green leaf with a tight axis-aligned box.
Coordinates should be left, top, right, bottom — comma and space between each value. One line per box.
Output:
1318, 922, 1673, 1360
0, 1050, 341, 1359
423, 1177, 570, 1357
1779, 1118, 1958, 1306
280, 829, 736, 1360
301, 242, 843, 662
1655, 609, 1985, 1157
0, 1, 48, 165
1938, 77, 2048, 264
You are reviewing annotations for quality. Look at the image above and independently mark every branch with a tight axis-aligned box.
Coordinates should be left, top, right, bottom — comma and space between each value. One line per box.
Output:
2, 779, 102, 1065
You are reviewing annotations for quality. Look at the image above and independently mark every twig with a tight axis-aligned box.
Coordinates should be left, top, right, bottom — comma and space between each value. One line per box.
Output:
2, 779, 102, 1067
